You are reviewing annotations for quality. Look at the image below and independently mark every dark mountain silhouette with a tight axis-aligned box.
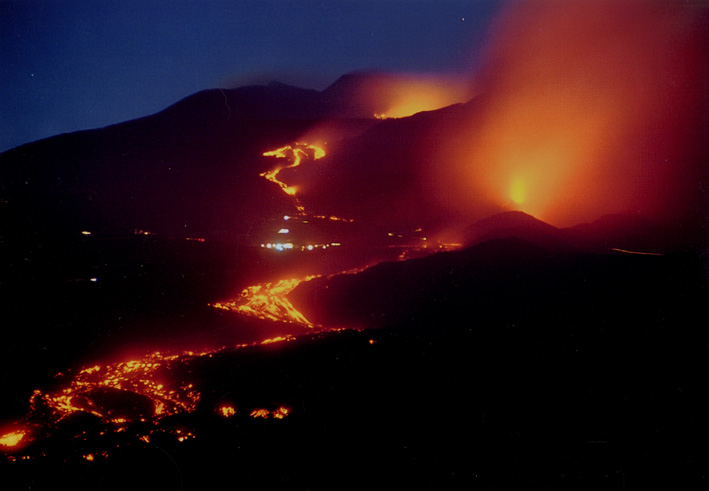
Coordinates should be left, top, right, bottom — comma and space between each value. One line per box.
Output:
460, 210, 690, 255
0, 73, 474, 245
562, 213, 697, 253
295, 98, 480, 236
463, 210, 573, 251
0, 83, 344, 241
291, 230, 703, 331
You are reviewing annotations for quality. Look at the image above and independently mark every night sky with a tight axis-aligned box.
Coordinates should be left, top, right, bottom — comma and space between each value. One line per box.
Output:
0, 0, 501, 153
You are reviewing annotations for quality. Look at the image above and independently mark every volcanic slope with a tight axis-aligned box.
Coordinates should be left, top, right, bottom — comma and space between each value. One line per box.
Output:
2, 228, 706, 489
0, 74, 475, 417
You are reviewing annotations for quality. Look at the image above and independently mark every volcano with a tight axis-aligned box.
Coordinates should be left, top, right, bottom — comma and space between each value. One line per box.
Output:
1, 64, 708, 489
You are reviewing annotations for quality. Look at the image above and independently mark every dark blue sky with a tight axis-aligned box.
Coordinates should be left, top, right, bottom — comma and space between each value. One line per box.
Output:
0, 0, 502, 152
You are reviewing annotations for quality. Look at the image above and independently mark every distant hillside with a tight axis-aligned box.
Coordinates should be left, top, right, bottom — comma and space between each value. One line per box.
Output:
291, 233, 703, 330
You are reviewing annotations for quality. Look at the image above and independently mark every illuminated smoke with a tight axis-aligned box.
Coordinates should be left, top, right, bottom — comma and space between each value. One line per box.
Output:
434, 0, 708, 227
325, 71, 475, 119
361, 72, 475, 119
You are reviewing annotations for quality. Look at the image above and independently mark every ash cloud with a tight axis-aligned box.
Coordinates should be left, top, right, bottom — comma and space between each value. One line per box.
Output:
431, 0, 709, 229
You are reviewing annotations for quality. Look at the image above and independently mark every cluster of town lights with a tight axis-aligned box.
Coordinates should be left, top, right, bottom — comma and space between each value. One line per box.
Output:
261, 242, 341, 252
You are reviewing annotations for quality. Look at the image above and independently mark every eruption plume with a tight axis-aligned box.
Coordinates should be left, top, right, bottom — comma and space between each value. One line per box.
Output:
434, 0, 709, 228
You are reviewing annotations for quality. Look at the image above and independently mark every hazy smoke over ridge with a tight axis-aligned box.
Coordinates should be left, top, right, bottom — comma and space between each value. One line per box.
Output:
433, 0, 708, 228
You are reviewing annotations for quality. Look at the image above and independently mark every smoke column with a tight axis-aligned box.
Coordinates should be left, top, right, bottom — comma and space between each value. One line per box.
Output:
434, 0, 708, 228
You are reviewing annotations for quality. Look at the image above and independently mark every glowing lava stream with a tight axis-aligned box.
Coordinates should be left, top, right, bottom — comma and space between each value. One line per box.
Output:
261, 143, 325, 214
211, 264, 373, 327
29, 351, 202, 423
261, 143, 352, 224
212, 276, 319, 326
0, 335, 301, 458
0, 431, 25, 448
1, 142, 419, 459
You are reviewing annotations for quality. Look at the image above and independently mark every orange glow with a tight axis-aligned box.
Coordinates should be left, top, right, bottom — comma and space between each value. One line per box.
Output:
261, 335, 296, 345
509, 178, 526, 205
3, 325, 360, 455
28, 351, 202, 426
249, 406, 290, 419
212, 265, 374, 325
0, 430, 25, 448
219, 405, 236, 418
262, 143, 326, 210
259, 141, 354, 250
354, 72, 474, 118
212, 276, 318, 326
434, 0, 709, 226
175, 429, 195, 442
250, 408, 270, 419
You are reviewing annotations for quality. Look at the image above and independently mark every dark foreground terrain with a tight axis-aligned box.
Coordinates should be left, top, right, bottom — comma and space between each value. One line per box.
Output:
1, 232, 706, 490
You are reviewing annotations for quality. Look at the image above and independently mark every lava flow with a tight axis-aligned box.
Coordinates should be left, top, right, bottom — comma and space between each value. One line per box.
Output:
212, 276, 319, 327
0, 430, 26, 449
261, 143, 325, 214
29, 351, 202, 423
261, 142, 353, 224
1, 334, 305, 461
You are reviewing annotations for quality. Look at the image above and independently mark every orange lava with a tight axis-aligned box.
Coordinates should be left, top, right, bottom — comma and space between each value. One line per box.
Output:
0, 430, 26, 448
249, 406, 290, 420
212, 277, 318, 326
29, 351, 201, 424
262, 143, 326, 211
249, 408, 270, 419
272, 406, 290, 419
261, 143, 355, 227
219, 405, 236, 418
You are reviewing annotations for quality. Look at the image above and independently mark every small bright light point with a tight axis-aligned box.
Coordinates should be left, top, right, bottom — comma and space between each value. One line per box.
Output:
283, 243, 294, 249
307, 245, 314, 251
278, 228, 289, 234
283, 215, 290, 221
266, 243, 272, 249
510, 178, 526, 205
90, 278, 98, 282
81, 231, 91, 236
